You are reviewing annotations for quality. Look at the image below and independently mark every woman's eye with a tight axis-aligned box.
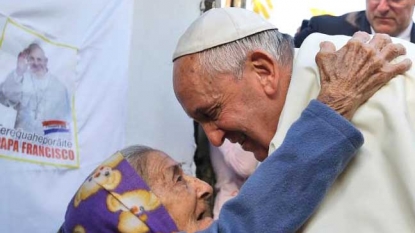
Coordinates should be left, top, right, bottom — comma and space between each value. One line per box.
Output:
177, 175, 183, 182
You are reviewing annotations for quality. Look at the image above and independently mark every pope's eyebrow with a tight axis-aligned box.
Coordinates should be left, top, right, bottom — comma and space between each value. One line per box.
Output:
194, 106, 210, 117
195, 104, 219, 121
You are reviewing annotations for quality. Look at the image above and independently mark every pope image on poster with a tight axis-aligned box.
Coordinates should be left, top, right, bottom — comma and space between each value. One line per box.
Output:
0, 42, 71, 136
0, 18, 78, 167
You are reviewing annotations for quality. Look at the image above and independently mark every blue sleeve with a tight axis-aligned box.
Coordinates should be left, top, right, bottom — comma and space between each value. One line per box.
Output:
198, 100, 364, 233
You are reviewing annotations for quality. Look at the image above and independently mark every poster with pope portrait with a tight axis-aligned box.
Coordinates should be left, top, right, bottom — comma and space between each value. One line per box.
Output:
0, 16, 79, 168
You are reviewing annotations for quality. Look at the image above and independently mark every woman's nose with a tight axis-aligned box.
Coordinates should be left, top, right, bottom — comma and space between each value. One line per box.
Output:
187, 175, 213, 199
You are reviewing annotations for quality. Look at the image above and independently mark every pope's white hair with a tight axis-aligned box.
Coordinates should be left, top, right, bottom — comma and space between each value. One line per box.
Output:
198, 29, 294, 78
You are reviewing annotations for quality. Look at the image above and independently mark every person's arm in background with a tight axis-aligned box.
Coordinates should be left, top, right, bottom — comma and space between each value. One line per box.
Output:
294, 19, 315, 48
294, 19, 313, 47
210, 140, 258, 219
196, 32, 411, 233
221, 140, 258, 179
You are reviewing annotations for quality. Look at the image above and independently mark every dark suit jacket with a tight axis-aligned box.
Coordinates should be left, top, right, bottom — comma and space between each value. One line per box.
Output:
294, 10, 415, 48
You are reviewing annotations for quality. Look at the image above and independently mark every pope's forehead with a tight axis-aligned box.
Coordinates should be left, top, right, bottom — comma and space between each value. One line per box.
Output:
173, 55, 207, 92
173, 54, 202, 76
29, 47, 46, 57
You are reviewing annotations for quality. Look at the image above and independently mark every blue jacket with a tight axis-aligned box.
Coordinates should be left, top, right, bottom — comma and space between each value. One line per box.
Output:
199, 100, 364, 233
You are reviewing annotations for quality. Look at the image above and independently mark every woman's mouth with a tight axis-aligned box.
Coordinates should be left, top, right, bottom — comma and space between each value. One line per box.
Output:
197, 211, 204, 221
239, 134, 246, 146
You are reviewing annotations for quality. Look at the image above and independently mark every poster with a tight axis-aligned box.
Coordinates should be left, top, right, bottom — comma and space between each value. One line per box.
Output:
0, 16, 79, 168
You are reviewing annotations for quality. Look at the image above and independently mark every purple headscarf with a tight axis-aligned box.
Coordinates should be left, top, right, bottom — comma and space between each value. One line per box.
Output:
62, 152, 179, 233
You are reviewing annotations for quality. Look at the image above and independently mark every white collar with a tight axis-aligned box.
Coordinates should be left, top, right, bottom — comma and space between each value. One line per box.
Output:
370, 23, 412, 41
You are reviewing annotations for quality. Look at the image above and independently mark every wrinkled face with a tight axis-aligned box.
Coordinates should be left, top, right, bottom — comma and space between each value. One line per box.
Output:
28, 47, 48, 76
147, 151, 213, 232
366, 0, 415, 36
173, 53, 286, 161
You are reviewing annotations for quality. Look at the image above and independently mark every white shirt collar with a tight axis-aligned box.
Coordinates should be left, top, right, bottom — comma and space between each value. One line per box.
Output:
267, 49, 300, 155
370, 23, 412, 41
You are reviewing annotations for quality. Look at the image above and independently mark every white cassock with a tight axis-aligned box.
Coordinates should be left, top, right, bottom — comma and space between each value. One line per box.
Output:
0, 70, 71, 136
269, 33, 415, 232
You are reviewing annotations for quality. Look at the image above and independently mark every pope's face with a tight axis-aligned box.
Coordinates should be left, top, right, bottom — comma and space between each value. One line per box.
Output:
173, 54, 283, 161
28, 47, 47, 76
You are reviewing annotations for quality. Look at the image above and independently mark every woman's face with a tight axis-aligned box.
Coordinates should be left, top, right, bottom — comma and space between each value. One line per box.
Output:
146, 151, 214, 232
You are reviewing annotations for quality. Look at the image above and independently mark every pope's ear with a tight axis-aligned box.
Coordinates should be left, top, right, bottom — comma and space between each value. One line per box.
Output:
248, 50, 279, 96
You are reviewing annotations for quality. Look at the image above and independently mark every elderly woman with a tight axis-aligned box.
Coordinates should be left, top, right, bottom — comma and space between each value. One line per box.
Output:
61, 99, 363, 233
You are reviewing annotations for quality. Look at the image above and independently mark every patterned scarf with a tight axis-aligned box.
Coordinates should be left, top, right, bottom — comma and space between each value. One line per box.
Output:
61, 152, 179, 233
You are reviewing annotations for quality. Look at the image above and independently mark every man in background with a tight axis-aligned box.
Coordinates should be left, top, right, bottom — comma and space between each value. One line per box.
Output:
294, 0, 415, 47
